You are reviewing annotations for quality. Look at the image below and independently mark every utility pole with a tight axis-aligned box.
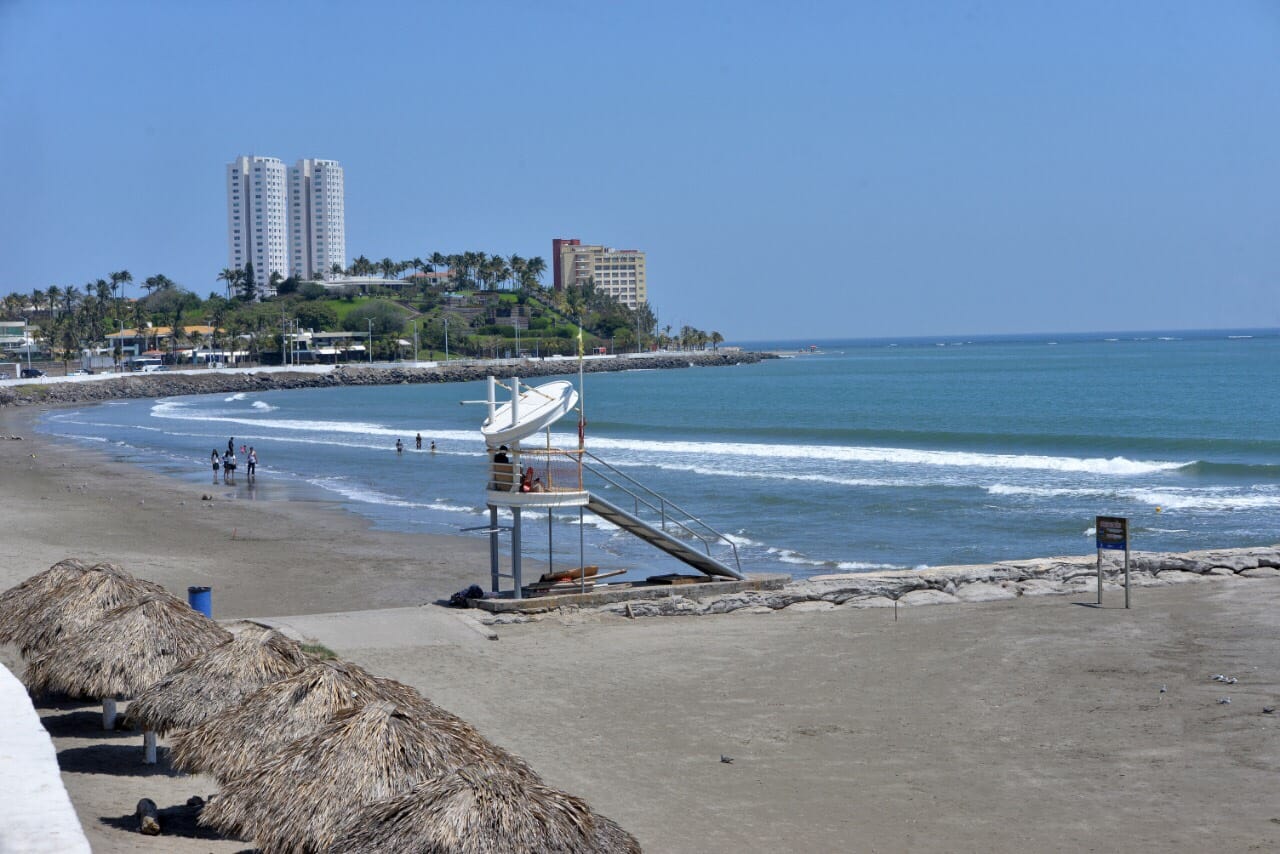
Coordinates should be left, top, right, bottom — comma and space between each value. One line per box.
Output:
444, 317, 449, 362
367, 319, 373, 363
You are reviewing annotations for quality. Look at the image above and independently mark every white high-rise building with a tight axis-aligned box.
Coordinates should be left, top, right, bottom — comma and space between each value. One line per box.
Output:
226, 156, 288, 295
288, 159, 346, 280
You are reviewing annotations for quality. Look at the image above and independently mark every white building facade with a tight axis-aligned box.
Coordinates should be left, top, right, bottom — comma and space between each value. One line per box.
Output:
288, 159, 346, 281
226, 156, 288, 295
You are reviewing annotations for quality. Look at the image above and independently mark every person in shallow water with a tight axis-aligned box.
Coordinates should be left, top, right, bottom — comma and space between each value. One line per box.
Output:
396, 438, 404, 455
211, 450, 220, 484
415, 433, 422, 450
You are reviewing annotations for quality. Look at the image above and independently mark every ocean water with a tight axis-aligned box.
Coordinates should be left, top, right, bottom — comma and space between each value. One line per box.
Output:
39, 329, 1280, 580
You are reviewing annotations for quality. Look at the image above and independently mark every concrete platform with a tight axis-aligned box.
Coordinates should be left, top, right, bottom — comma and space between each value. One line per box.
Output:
468, 572, 791, 613
0, 663, 91, 854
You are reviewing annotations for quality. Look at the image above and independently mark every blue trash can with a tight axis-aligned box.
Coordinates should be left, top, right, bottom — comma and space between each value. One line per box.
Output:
188, 586, 212, 618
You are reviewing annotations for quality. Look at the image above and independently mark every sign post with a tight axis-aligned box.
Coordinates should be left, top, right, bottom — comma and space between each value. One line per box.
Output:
1095, 516, 1130, 608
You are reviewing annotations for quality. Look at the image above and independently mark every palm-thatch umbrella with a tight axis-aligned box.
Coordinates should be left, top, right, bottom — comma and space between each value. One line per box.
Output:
125, 624, 311, 736
200, 701, 529, 853
334, 763, 641, 854
0, 558, 93, 644
7, 561, 166, 660
25, 594, 232, 760
170, 658, 447, 783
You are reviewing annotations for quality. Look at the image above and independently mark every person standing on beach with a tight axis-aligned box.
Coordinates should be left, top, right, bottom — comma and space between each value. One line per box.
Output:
246, 447, 257, 481
211, 450, 221, 484
223, 449, 236, 484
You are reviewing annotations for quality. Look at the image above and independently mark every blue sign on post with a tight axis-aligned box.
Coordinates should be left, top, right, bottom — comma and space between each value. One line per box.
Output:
1096, 516, 1128, 551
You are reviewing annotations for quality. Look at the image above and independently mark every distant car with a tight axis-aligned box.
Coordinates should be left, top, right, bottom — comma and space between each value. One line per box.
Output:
20, 368, 45, 378
68, 370, 89, 376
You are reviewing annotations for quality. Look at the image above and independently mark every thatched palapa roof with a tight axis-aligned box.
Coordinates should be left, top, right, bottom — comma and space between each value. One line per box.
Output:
336, 763, 642, 853
5, 562, 167, 658
0, 558, 93, 645
200, 700, 529, 853
24, 594, 232, 700
169, 658, 455, 782
125, 624, 311, 735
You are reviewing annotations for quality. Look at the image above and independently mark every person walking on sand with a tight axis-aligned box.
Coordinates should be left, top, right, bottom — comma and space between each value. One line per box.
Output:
211, 450, 221, 484
246, 447, 257, 481
415, 433, 422, 450
396, 438, 404, 455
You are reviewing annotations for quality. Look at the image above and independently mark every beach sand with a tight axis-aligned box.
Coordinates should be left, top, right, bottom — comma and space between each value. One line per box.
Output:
3, 406, 1279, 852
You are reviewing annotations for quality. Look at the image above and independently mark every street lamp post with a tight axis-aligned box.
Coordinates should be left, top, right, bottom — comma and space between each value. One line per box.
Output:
414, 321, 419, 362
367, 319, 373, 364
444, 318, 449, 362
21, 317, 31, 372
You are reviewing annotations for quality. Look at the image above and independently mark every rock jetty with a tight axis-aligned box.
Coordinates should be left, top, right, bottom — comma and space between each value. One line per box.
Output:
478, 545, 1280, 623
0, 352, 767, 409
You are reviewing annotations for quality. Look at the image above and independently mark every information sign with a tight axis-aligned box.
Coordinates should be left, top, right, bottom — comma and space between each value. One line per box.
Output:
1096, 516, 1128, 551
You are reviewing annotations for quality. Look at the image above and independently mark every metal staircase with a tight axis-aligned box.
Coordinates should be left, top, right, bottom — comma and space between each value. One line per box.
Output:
579, 451, 743, 580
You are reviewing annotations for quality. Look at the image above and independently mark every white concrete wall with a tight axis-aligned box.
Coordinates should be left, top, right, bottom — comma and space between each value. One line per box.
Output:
0, 663, 91, 853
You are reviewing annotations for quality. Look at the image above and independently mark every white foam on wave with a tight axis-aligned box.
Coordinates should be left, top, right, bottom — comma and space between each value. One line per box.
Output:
224, 393, 247, 402
251, 401, 276, 411
766, 546, 898, 570
563, 432, 1186, 476
151, 400, 481, 446
1126, 488, 1280, 512
307, 477, 476, 515
992, 483, 1280, 512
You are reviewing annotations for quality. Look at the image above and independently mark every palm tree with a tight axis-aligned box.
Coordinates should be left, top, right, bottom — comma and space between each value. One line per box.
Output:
710, 331, 724, 352
526, 256, 547, 291
62, 285, 80, 318
217, 268, 241, 301
109, 270, 132, 301
45, 285, 62, 319
131, 301, 149, 353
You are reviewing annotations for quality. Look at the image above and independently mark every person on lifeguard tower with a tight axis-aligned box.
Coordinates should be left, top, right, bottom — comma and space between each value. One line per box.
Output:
519, 466, 544, 493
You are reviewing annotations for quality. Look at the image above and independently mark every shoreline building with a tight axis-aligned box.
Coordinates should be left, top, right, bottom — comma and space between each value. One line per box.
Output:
288, 159, 346, 281
226, 156, 288, 295
552, 238, 647, 309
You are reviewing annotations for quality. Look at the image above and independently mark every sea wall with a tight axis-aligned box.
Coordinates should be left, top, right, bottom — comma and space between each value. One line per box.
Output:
479, 545, 1280, 622
0, 352, 767, 409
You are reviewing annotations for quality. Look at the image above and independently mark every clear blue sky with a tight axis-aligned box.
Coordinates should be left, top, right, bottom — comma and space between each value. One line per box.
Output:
1, 1, 1277, 340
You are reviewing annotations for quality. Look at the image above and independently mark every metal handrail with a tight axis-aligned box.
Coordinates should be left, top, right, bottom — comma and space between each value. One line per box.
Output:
578, 450, 741, 573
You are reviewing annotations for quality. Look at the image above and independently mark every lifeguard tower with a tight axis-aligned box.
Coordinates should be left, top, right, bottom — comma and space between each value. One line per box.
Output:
474, 375, 744, 600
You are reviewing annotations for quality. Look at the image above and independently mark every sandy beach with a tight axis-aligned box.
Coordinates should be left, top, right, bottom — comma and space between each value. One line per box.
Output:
3, 404, 1280, 853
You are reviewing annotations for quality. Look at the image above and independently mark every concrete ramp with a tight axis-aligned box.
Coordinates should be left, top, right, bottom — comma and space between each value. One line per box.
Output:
585, 492, 744, 580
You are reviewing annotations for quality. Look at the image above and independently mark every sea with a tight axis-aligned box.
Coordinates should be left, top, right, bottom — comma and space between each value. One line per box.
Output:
37, 329, 1280, 581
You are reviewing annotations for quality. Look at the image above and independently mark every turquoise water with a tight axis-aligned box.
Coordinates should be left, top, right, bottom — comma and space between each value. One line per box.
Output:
40, 329, 1280, 578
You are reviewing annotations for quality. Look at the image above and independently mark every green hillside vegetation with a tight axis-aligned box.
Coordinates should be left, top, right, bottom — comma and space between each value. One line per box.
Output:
1, 253, 723, 366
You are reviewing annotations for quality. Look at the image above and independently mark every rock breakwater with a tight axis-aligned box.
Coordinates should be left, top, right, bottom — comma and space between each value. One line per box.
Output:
477, 545, 1280, 623
0, 352, 766, 409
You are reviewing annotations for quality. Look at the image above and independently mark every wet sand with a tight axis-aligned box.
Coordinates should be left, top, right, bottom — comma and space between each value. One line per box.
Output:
3, 406, 1280, 852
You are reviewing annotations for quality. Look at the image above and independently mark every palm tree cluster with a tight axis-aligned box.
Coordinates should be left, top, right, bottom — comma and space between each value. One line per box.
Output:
340, 251, 547, 292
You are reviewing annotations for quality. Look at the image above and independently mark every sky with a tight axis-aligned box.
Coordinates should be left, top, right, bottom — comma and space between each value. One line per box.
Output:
1, 1, 1277, 341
